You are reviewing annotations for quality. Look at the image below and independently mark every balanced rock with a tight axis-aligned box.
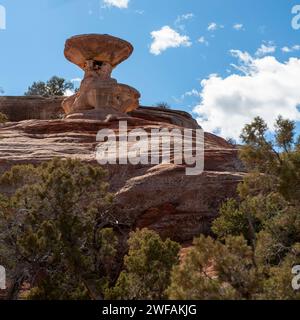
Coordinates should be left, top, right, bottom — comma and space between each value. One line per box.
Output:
62, 34, 140, 120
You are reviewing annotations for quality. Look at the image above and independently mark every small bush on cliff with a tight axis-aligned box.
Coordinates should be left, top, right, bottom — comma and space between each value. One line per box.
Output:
24, 76, 74, 97
0, 112, 8, 123
154, 102, 171, 109
168, 116, 300, 300
106, 229, 180, 300
0, 158, 123, 300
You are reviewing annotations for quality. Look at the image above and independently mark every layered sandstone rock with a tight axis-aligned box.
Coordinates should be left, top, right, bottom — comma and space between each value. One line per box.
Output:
0, 111, 244, 242
0, 95, 199, 130
130, 106, 200, 130
62, 34, 140, 120
0, 96, 64, 121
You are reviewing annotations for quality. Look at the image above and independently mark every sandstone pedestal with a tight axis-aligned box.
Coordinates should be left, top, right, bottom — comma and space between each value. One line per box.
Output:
62, 34, 140, 120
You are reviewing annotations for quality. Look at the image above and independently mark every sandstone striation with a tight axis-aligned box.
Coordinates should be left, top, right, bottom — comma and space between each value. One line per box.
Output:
0, 113, 244, 242
0, 96, 64, 121
0, 95, 200, 129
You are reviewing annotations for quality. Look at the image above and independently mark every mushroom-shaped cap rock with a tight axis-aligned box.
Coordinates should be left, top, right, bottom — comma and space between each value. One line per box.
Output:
64, 34, 134, 69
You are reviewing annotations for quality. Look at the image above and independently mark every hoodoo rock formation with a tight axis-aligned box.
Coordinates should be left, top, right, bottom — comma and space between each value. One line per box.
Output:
0, 34, 245, 242
62, 34, 140, 120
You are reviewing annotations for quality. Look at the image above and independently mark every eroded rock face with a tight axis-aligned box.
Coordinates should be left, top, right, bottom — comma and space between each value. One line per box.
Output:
0, 110, 244, 242
62, 34, 140, 119
130, 106, 200, 130
0, 96, 64, 121
64, 34, 134, 69
0, 96, 199, 130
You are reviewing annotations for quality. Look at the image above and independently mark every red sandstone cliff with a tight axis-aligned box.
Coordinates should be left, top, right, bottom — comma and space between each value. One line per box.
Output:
0, 104, 244, 242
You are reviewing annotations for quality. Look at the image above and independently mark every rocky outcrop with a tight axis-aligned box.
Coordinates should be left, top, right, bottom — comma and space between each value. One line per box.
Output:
0, 111, 244, 242
130, 106, 200, 130
0, 96, 64, 121
63, 34, 140, 119
0, 96, 200, 130
115, 166, 243, 242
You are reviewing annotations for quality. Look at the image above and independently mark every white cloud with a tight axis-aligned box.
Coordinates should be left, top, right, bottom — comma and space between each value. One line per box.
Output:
233, 23, 244, 31
64, 78, 82, 96
182, 89, 200, 99
198, 36, 209, 46
281, 45, 300, 53
64, 89, 75, 97
175, 13, 194, 24
175, 13, 194, 31
207, 22, 224, 32
208, 22, 217, 31
229, 50, 253, 74
255, 42, 276, 57
173, 89, 201, 104
71, 78, 82, 83
193, 52, 300, 140
103, 0, 129, 9
282, 47, 292, 53
230, 50, 252, 64
150, 26, 192, 55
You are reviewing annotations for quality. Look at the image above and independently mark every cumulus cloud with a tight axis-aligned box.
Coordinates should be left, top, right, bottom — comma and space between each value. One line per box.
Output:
150, 26, 192, 55
281, 45, 300, 53
103, 0, 129, 9
193, 51, 300, 139
255, 42, 276, 57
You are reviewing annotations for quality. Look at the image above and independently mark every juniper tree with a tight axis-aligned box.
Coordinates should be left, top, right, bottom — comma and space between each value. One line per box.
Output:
25, 76, 73, 97
168, 116, 300, 300
107, 229, 180, 300
0, 159, 123, 300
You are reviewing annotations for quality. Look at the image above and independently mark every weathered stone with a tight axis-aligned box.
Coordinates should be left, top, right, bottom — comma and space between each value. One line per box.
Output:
0, 96, 64, 121
64, 34, 133, 69
130, 106, 200, 130
62, 34, 140, 119
0, 95, 201, 131
0, 115, 244, 242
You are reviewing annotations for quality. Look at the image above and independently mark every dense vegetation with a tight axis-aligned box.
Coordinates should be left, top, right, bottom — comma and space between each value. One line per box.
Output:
24, 76, 74, 97
0, 159, 179, 299
0, 116, 300, 300
168, 116, 300, 300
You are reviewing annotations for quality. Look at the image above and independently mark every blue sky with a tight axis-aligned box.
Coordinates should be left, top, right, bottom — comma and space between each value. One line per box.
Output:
1, 0, 300, 139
